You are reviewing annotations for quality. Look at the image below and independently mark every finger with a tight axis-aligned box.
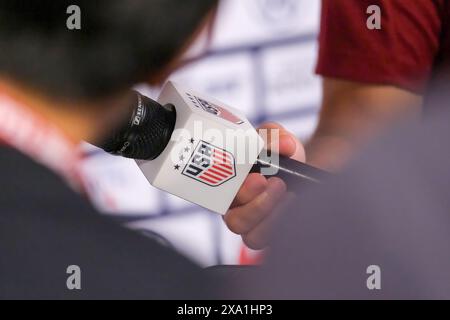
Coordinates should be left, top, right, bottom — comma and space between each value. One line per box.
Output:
257, 122, 286, 131
290, 135, 306, 162
258, 122, 300, 158
242, 217, 273, 250
224, 177, 287, 235
230, 173, 268, 207
242, 191, 295, 250
278, 133, 298, 158
257, 122, 288, 149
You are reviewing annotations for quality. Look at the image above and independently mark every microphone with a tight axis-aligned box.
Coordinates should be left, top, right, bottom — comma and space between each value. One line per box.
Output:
100, 92, 177, 161
98, 82, 331, 214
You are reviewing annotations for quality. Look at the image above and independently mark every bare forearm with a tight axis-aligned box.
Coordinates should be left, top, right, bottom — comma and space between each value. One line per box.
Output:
305, 134, 354, 172
305, 78, 423, 172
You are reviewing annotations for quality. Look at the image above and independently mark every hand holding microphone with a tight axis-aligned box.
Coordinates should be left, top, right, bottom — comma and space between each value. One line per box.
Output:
97, 82, 331, 215
225, 122, 307, 249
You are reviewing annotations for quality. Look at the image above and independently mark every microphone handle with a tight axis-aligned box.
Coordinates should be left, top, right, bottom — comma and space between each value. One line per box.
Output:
250, 153, 332, 187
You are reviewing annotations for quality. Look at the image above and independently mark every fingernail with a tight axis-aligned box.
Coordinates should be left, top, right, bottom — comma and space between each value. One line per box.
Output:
279, 134, 297, 152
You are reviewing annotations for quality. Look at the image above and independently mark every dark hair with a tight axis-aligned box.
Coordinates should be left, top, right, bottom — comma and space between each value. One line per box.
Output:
0, 0, 217, 100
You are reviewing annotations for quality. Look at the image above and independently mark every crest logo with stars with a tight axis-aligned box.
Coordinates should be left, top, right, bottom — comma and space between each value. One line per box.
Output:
173, 138, 236, 187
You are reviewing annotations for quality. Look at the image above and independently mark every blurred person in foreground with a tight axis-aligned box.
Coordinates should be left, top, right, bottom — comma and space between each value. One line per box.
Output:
0, 0, 219, 299
243, 86, 450, 299
225, 0, 450, 250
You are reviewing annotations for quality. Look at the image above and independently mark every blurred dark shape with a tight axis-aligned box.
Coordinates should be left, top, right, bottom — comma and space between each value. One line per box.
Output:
0, 147, 217, 299
242, 87, 450, 299
0, 0, 220, 300
0, 0, 218, 101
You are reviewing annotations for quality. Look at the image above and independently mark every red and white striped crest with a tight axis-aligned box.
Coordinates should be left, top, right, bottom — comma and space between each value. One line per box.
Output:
182, 141, 236, 187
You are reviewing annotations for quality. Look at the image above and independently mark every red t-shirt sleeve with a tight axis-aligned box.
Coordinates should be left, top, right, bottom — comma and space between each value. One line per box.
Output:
316, 0, 444, 94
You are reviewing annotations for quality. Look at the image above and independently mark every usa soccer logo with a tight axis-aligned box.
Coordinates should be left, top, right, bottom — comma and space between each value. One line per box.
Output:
182, 141, 236, 187
186, 93, 245, 125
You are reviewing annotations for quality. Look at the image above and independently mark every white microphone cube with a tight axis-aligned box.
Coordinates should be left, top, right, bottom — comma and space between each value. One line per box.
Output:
136, 81, 264, 215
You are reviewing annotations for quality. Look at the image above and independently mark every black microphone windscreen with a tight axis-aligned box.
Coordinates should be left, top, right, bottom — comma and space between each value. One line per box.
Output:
98, 91, 176, 160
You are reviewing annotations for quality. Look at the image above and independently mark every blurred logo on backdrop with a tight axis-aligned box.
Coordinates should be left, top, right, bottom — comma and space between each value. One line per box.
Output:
246, 0, 301, 28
